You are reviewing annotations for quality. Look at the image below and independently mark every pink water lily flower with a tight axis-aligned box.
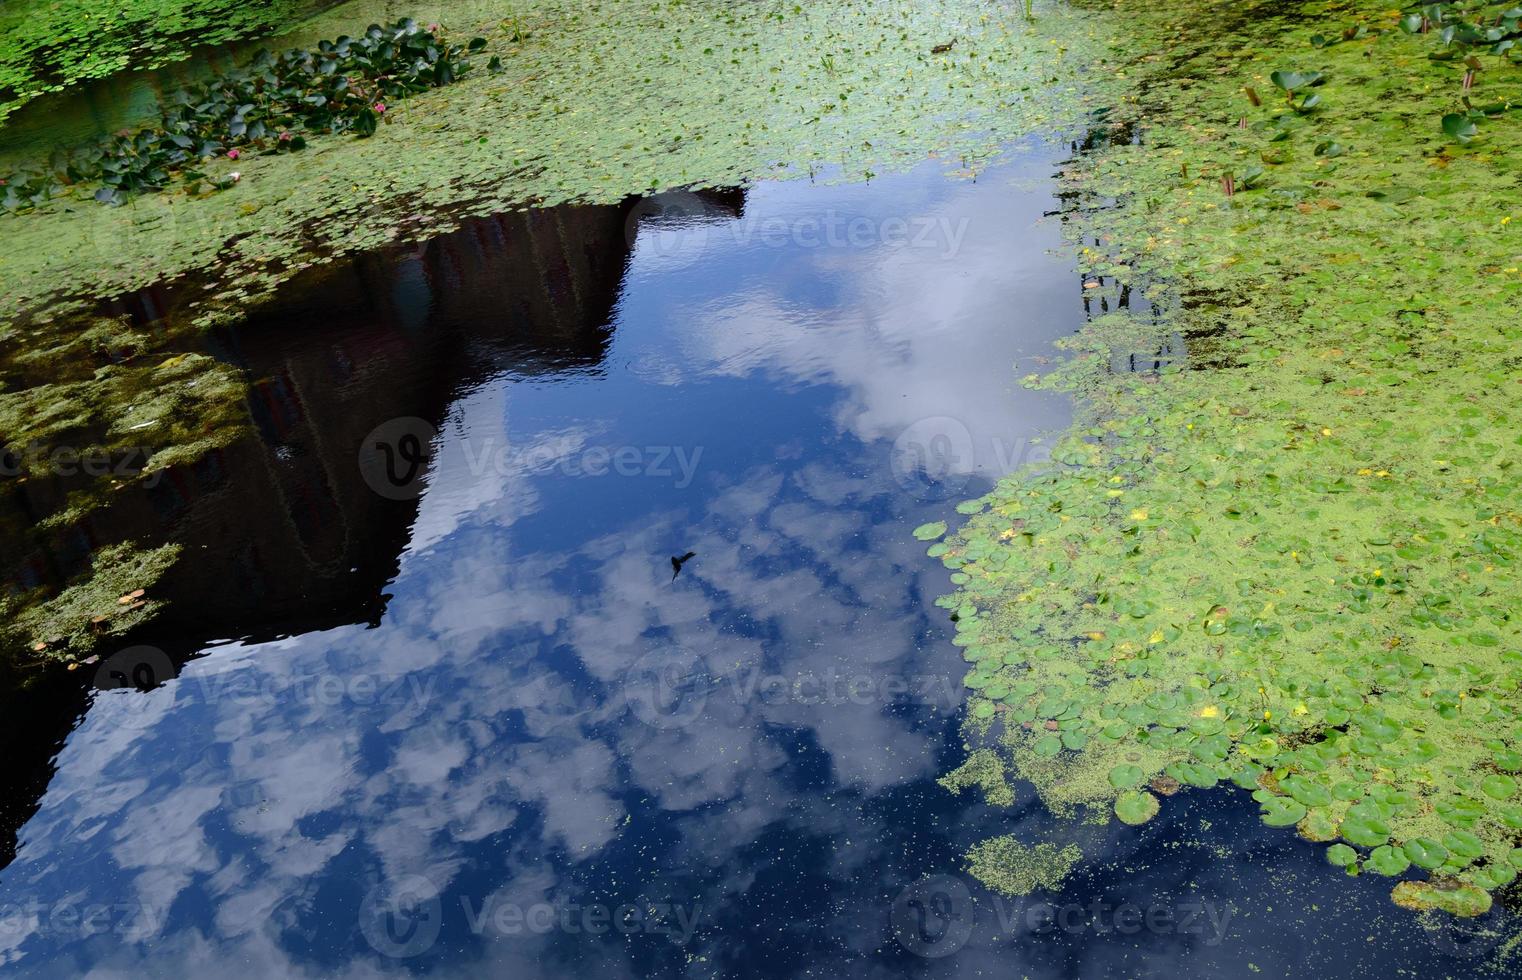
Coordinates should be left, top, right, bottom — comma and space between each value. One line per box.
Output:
373, 102, 387, 114
226, 148, 241, 160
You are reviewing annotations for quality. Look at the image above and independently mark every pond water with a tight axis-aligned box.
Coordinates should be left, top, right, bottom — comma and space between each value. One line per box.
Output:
0, 142, 1515, 976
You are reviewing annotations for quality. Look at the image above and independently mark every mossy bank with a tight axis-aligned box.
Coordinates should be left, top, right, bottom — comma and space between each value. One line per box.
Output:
931, 0, 1522, 921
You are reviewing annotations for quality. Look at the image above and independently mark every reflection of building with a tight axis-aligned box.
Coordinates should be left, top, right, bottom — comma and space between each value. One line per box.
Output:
0, 197, 642, 863
137, 199, 634, 636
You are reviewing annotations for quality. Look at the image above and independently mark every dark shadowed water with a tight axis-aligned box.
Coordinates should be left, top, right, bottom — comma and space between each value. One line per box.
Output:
0, 143, 1516, 977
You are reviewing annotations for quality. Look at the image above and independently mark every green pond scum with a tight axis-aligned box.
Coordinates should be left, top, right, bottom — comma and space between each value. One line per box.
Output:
930, 0, 1522, 919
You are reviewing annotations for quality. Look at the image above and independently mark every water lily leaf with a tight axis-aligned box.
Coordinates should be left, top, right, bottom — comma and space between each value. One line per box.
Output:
1270, 70, 1324, 92
1392, 881, 1492, 917
1482, 774, 1517, 800
1109, 764, 1146, 789
1403, 838, 1448, 870
1033, 734, 1063, 757
1442, 112, 1479, 143
1366, 845, 1410, 876
1260, 796, 1308, 827
1341, 809, 1390, 848
1443, 830, 1485, 860
1326, 843, 1358, 867
914, 521, 948, 541
1115, 790, 1161, 825
1282, 775, 1332, 808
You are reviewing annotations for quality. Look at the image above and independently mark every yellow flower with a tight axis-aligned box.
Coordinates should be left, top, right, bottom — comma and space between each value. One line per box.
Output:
1320, 427, 1333, 436
1263, 710, 1272, 720
1148, 629, 1165, 645
1130, 508, 1149, 521
1200, 705, 1220, 719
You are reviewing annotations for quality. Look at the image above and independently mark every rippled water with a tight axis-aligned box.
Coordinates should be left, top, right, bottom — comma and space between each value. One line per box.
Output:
0, 143, 1515, 977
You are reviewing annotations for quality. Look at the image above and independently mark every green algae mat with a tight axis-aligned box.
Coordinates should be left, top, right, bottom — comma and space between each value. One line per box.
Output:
930, 0, 1522, 918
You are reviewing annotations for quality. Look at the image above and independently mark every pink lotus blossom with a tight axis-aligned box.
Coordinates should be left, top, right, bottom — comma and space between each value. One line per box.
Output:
229, 171, 241, 182
226, 148, 240, 160
373, 102, 387, 114
278, 131, 292, 142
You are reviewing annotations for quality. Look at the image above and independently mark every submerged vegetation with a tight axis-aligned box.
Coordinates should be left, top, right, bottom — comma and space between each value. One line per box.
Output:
2, 19, 489, 209
0, 0, 335, 126
932, 0, 1522, 917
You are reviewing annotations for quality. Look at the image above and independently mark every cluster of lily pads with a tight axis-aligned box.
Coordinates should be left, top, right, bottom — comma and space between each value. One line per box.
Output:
924, 0, 1522, 918
0, 18, 491, 210
1267, 1, 1522, 151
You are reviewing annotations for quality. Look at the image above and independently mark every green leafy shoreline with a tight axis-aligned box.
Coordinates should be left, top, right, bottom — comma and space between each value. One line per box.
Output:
934, 0, 1522, 919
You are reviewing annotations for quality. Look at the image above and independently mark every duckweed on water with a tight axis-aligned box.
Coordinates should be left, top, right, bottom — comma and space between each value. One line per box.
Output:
935, 0, 1522, 917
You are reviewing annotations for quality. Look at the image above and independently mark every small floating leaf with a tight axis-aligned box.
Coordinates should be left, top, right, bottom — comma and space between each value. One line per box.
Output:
1326, 843, 1357, 868
1403, 838, 1448, 871
1367, 845, 1410, 876
914, 521, 948, 541
1109, 764, 1145, 789
1115, 790, 1160, 825
1260, 796, 1308, 827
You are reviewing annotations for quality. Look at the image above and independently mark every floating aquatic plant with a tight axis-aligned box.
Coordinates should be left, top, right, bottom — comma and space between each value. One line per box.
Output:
1, 19, 487, 210
933, 0, 1522, 920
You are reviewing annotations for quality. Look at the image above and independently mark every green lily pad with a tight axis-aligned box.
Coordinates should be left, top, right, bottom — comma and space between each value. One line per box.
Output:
1443, 830, 1485, 860
1260, 796, 1308, 828
1115, 790, 1161, 825
1326, 843, 1358, 868
914, 521, 949, 541
1482, 774, 1517, 800
1341, 809, 1390, 848
1366, 845, 1410, 876
1403, 838, 1448, 871
1109, 764, 1145, 789
1392, 881, 1493, 917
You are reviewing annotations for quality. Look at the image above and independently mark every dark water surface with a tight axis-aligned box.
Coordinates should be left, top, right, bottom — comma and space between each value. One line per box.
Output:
0, 144, 1515, 977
